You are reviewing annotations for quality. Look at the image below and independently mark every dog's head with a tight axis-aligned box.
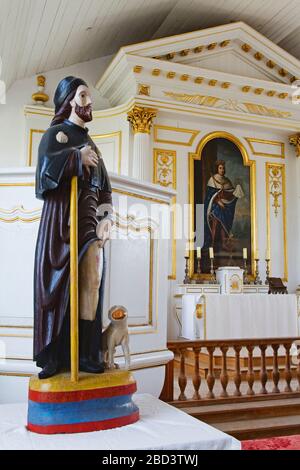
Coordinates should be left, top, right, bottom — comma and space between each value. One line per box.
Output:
108, 305, 128, 324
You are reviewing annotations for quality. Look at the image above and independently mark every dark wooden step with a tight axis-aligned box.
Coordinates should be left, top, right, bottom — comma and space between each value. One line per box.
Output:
179, 397, 300, 423
214, 415, 300, 440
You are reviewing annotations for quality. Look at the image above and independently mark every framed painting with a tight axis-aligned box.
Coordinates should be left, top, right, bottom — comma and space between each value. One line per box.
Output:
189, 131, 256, 280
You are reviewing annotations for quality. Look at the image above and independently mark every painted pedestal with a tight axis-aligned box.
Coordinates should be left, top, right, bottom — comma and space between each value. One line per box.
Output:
27, 370, 139, 434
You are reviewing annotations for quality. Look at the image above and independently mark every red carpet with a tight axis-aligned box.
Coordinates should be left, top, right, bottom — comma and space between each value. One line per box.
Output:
242, 435, 300, 450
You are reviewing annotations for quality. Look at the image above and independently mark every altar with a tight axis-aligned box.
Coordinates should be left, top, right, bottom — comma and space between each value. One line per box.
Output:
181, 293, 299, 341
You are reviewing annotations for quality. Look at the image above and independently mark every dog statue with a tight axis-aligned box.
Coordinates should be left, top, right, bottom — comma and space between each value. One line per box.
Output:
101, 305, 130, 370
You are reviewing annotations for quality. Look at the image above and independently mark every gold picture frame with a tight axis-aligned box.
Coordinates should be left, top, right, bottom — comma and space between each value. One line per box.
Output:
188, 131, 257, 280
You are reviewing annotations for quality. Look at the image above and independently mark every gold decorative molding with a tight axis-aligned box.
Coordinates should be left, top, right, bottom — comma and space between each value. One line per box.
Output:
164, 91, 219, 107
221, 82, 231, 89
207, 42, 217, 50
243, 103, 291, 119
245, 137, 285, 159
208, 79, 217, 86
242, 86, 251, 92
153, 149, 177, 280
278, 92, 288, 99
266, 60, 275, 69
127, 106, 157, 134
289, 133, 300, 157
254, 52, 263, 61
167, 71, 176, 79
267, 90, 276, 97
138, 84, 150, 96
268, 165, 283, 217
194, 76, 204, 84
265, 162, 287, 281
154, 125, 200, 147
180, 74, 189, 81
152, 69, 160, 76
194, 46, 203, 53
220, 40, 230, 47
279, 68, 287, 77
254, 88, 264, 95
153, 148, 176, 188
133, 65, 143, 73
241, 43, 251, 52
0, 205, 41, 223
163, 91, 292, 119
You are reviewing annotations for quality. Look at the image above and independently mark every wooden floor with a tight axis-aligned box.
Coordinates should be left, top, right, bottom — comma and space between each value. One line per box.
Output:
173, 372, 300, 440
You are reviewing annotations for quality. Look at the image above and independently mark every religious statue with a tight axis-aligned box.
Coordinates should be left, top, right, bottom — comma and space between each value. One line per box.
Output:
34, 76, 113, 379
203, 159, 244, 252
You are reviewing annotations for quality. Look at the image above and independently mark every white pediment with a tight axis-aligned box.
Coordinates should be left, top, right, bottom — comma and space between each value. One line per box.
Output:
96, 21, 300, 128
171, 49, 286, 83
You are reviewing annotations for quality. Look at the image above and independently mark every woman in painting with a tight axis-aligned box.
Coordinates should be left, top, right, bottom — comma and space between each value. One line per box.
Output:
203, 159, 244, 252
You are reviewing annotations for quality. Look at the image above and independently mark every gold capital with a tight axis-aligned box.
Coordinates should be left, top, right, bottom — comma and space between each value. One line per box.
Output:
127, 106, 157, 134
289, 133, 300, 157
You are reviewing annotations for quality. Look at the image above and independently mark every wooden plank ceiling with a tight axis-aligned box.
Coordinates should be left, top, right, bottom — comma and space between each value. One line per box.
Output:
1, 0, 300, 90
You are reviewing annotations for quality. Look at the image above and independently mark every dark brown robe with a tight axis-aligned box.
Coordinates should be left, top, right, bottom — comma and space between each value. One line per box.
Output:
34, 119, 112, 368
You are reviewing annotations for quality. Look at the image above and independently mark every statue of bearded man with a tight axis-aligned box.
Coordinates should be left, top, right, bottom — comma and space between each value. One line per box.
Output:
34, 76, 113, 379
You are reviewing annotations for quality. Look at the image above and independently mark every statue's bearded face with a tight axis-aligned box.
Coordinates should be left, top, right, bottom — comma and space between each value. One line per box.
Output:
71, 85, 93, 122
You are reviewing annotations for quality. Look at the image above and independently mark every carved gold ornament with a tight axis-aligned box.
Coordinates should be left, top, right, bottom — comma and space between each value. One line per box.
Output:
163, 91, 292, 118
32, 75, 49, 105
167, 71, 176, 79
268, 165, 283, 217
138, 84, 150, 96
254, 52, 263, 60
153, 149, 176, 188
195, 304, 203, 319
133, 65, 143, 73
241, 43, 251, 52
266, 60, 275, 68
289, 133, 300, 157
127, 106, 157, 134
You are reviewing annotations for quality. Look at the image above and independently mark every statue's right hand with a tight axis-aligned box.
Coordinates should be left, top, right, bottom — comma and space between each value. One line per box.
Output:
80, 145, 99, 168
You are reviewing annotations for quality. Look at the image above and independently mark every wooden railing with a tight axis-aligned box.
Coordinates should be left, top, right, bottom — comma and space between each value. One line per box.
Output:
160, 338, 300, 404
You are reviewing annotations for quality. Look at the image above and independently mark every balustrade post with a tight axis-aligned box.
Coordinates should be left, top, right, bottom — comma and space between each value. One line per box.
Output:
272, 344, 280, 393
220, 346, 229, 397
178, 348, 187, 400
260, 345, 268, 394
192, 347, 201, 400
206, 346, 216, 399
234, 345, 242, 396
246, 345, 255, 395
284, 343, 292, 392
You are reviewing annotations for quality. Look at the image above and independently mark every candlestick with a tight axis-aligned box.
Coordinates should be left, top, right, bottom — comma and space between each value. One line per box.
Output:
243, 258, 249, 284
265, 258, 270, 285
183, 254, 190, 284
209, 247, 214, 259
243, 248, 247, 260
254, 257, 262, 285
196, 257, 202, 281
197, 247, 201, 259
210, 257, 216, 283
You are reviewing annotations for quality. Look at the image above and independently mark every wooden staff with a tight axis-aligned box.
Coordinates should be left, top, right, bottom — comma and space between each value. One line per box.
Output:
70, 176, 79, 382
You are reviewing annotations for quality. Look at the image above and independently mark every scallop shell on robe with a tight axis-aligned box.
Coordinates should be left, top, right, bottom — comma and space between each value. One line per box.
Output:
56, 131, 68, 143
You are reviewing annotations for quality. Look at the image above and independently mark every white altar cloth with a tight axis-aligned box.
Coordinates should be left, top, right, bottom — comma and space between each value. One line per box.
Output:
0, 394, 240, 450
182, 293, 299, 340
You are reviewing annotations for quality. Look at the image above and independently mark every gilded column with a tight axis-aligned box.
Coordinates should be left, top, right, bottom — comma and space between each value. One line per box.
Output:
127, 105, 157, 180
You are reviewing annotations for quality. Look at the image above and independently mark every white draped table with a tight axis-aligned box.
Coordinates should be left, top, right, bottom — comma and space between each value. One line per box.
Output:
0, 394, 240, 450
182, 293, 299, 340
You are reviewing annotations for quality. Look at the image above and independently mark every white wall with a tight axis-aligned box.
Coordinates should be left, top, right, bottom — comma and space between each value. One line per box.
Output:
0, 54, 113, 167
